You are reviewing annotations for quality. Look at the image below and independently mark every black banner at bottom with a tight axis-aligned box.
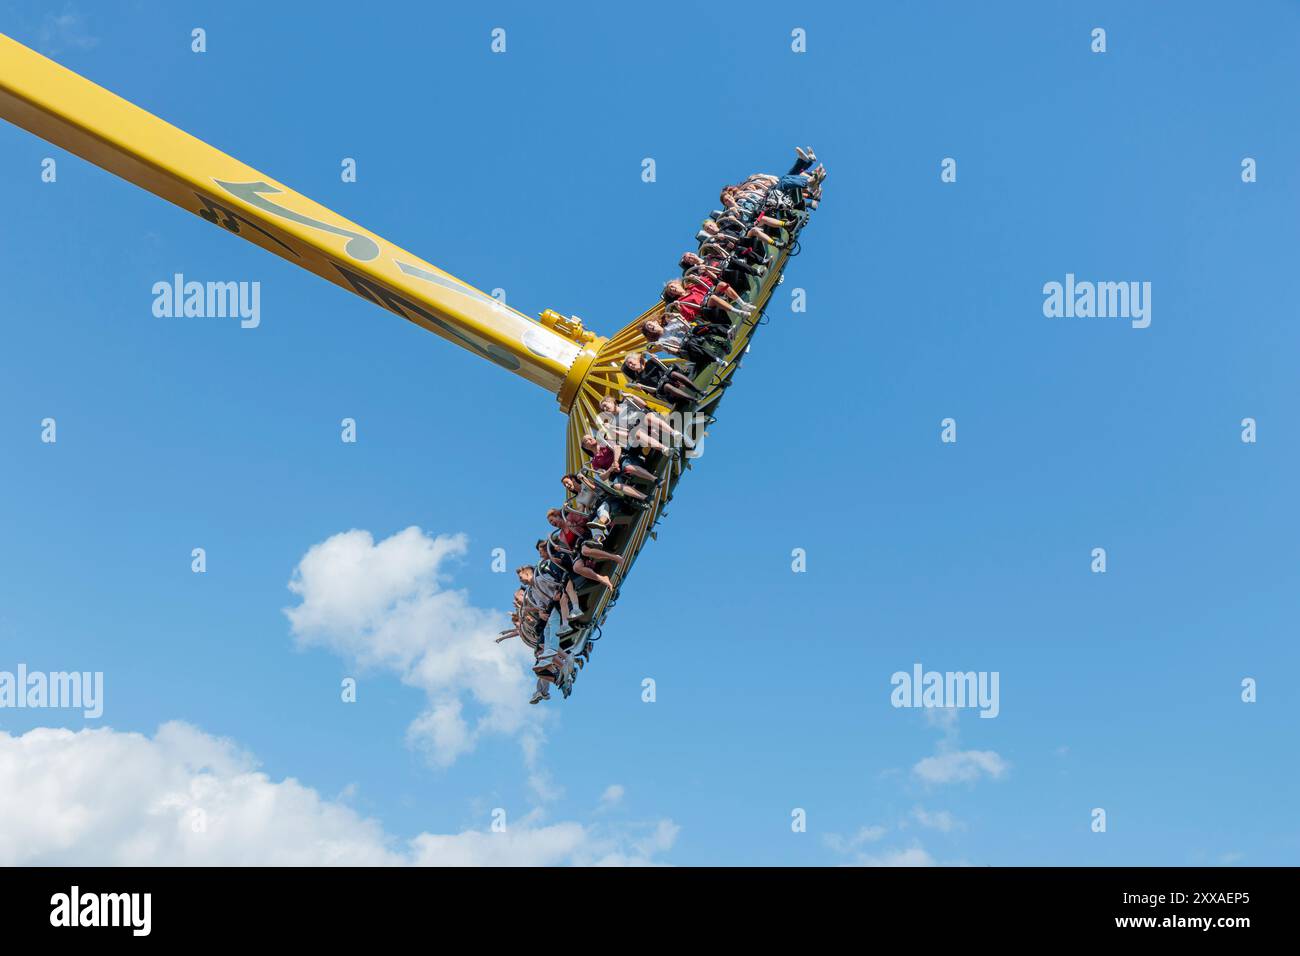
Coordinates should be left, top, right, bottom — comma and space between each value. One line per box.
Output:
0, 866, 1284, 942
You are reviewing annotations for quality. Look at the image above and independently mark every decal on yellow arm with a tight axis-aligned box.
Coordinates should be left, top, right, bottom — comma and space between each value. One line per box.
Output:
0, 33, 581, 395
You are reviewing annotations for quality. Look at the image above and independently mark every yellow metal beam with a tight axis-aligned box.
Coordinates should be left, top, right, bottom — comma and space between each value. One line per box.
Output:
0, 33, 584, 395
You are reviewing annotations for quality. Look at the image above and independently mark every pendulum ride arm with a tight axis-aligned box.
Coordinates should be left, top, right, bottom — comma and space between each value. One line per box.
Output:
0, 33, 602, 400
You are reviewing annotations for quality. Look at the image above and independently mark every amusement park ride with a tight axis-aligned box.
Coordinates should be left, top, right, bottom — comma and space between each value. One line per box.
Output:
0, 34, 820, 703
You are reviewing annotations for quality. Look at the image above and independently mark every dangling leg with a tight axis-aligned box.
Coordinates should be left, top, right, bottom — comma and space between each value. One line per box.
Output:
612, 480, 648, 501
581, 542, 624, 566
645, 412, 693, 449
530, 677, 552, 704
668, 370, 705, 394
565, 578, 582, 617
630, 426, 671, 456
572, 559, 613, 589
660, 383, 698, 405
618, 460, 659, 483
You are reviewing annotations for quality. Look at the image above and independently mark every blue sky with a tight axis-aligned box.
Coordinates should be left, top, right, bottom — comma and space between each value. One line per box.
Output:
1, 0, 1297, 865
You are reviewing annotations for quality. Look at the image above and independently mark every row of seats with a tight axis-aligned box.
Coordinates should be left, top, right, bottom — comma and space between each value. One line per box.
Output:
498, 148, 826, 703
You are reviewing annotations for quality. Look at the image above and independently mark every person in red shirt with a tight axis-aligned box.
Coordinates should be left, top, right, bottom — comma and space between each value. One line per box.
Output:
664, 276, 754, 317
579, 433, 658, 485
546, 508, 621, 590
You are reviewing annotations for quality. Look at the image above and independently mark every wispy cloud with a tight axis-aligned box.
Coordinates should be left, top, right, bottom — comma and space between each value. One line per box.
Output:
38, 6, 100, 55
823, 823, 959, 867
285, 527, 542, 769
823, 824, 887, 854
528, 769, 564, 803
912, 707, 1009, 786
851, 845, 939, 867
913, 749, 1008, 784
911, 806, 961, 832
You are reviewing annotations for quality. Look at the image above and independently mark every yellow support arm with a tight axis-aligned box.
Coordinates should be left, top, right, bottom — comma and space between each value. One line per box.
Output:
0, 33, 583, 395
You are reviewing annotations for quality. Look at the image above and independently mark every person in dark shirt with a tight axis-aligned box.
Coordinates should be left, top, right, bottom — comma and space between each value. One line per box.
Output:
622, 351, 704, 406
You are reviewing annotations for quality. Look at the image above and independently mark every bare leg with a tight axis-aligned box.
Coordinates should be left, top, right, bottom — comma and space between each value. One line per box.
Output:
619, 461, 658, 483
581, 543, 624, 566
661, 421, 694, 449
645, 413, 693, 448
709, 293, 753, 314
573, 561, 613, 589
668, 371, 703, 393
631, 427, 671, 455
613, 481, 648, 501
662, 383, 698, 405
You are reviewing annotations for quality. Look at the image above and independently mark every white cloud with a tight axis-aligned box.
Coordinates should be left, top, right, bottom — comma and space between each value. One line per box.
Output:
824, 714, 989, 867
38, 6, 100, 54
913, 749, 1008, 785
528, 769, 564, 803
824, 824, 888, 853
285, 527, 540, 767
599, 784, 625, 808
824, 826, 949, 867
633, 820, 680, 857
911, 806, 960, 832
0, 723, 676, 866
852, 846, 939, 867
911, 708, 1008, 786
923, 707, 961, 734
